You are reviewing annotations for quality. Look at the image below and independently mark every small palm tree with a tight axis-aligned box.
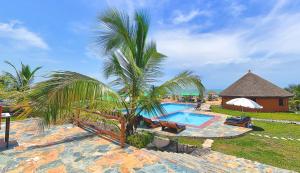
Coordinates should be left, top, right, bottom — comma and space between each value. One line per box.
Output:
3, 61, 42, 91
30, 9, 204, 135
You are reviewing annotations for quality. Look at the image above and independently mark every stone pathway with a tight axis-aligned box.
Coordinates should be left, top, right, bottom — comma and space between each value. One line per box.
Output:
249, 133, 300, 142
0, 119, 294, 172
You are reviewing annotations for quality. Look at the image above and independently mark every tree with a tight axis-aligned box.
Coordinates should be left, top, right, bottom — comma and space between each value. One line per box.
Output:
285, 84, 300, 111
3, 61, 42, 91
30, 9, 204, 135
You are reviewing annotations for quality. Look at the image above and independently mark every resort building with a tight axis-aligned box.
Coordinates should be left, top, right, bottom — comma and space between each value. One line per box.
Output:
220, 71, 293, 112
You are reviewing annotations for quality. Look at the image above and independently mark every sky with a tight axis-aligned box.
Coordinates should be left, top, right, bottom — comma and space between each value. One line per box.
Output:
0, 0, 300, 90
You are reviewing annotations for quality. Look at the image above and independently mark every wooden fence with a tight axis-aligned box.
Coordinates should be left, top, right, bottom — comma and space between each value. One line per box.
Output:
73, 109, 126, 148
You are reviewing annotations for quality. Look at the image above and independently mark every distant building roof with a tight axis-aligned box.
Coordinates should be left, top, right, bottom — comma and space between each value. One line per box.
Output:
220, 71, 293, 98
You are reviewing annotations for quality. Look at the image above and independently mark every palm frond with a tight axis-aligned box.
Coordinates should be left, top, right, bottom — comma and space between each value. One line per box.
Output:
30, 71, 120, 124
142, 41, 166, 84
4, 61, 23, 89
136, 86, 166, 119
134, 10, 150, 67
156, 71, 205, 97
98, 9, 135, 55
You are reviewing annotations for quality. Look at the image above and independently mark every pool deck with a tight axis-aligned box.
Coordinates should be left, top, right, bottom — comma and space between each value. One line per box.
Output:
139, 110, 252, 138
0, 119, 293, 172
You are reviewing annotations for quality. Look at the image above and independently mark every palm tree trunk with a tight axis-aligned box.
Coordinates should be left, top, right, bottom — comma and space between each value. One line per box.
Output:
126, 93, 138, 136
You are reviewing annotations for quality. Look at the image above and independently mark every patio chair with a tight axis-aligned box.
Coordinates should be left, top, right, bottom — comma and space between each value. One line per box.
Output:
160, 121, 186, 133
143, 117, 160, 128
224, 116, 251, 128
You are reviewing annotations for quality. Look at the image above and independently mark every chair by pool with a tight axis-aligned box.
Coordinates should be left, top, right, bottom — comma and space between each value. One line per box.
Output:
224, 116, 251, 128
160, 121, 186, 133
142, 117, 160, 128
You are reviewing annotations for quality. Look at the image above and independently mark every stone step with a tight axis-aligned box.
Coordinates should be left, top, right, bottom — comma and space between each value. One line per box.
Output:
173, 152, 230, 172
143, 149, 230, 173
142, 149, 294, 173
164, 152, 230, 173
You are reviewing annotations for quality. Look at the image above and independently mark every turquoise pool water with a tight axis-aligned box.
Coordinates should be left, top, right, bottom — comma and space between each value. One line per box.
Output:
159, 112, 213, 126
140, 103, 193, 118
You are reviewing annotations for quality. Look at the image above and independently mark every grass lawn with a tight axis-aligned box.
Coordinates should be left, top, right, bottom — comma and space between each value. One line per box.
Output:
211, 105, 300, 121
178, 121, 300, 172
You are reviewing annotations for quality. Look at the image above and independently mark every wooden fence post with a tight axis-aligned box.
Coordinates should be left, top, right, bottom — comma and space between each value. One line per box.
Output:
120, 118, 126, 148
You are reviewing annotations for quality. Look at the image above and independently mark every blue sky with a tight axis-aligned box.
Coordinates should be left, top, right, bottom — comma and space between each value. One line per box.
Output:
0, 0, 300, 89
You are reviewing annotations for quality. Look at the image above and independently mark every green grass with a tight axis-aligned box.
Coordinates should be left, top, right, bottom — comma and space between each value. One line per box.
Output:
177, 137, 205, 147
177, 121, 300, 172
211, 105, 300, 121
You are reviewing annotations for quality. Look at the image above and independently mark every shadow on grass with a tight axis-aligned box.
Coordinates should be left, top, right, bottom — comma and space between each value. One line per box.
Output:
252, 126, 264, 131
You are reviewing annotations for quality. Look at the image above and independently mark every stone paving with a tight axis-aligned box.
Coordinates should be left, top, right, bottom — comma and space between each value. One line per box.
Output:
146, 150, 294, 173
0, 119, 193, 172
252, 118, 300, 125
249, 133, 300, 142
0, 119, 293, 173
139, 111, 251, 138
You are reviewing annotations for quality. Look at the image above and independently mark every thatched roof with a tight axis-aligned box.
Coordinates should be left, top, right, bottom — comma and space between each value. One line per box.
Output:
220, 71, 293, 98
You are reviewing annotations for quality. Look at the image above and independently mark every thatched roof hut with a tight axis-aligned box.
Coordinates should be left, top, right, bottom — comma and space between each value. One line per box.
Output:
220, 70, 293, 112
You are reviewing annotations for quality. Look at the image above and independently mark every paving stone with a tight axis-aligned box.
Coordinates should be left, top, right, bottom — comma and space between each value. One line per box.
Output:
0, 119, 295, 173
202, 139, 214, 148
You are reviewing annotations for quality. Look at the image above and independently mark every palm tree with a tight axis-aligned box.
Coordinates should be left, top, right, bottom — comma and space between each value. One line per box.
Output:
30, 9, 204, 135
3, 61, 42, 91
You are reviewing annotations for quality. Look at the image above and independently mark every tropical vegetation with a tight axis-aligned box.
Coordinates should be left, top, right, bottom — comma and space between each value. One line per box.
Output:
285, 84, 300, 112
27, 9, 204, 135
1, 61, 42, 92
127, 131, 154, 148
0, 61, 41, 117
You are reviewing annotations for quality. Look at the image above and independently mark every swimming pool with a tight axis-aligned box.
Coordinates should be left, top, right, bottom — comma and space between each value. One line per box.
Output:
159, 112, 213, 127
140, 103, 194, 118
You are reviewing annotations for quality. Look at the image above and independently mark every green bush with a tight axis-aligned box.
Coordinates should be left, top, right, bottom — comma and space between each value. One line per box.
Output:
127, 132, 154, 148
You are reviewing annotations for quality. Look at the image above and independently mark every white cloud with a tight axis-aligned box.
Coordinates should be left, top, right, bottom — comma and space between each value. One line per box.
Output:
85, 44, 103, 60
69, 22, 91, 34
0, 20, 48, 49
172, 10, 210, 24
228, 2, 246, 17
154, 29, 245, 69
153, 0, 300, 71
105, 0, 167, 15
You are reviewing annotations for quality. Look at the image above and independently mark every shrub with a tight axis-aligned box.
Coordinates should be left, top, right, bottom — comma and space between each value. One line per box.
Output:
127, 131, 154, 148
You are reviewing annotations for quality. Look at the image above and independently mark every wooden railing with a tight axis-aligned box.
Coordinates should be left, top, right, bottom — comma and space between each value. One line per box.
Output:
73, 109, 126, 148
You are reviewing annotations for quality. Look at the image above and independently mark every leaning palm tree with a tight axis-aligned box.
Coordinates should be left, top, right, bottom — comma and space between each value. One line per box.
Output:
30, 9, 204, 135
3, 61, 42, 91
